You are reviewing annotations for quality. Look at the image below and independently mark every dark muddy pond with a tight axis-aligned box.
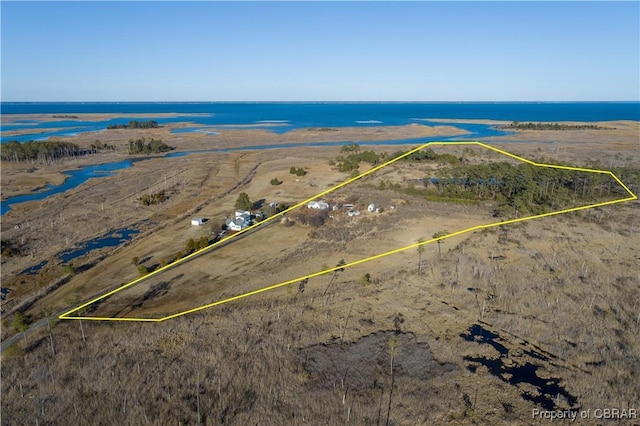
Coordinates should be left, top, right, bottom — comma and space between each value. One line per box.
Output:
57, 227, 141, 264
461, 324, 578, 411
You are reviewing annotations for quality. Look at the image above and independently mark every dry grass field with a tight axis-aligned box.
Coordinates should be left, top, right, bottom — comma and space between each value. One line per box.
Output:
64, 142, 630, 322
1, 120, 639, 425
2, 203, 638, 425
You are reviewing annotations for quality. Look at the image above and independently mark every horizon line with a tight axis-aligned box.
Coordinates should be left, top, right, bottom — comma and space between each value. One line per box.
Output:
3, 100, 639, 104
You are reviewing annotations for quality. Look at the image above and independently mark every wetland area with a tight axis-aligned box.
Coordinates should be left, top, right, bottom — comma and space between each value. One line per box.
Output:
1, 103, 639, 425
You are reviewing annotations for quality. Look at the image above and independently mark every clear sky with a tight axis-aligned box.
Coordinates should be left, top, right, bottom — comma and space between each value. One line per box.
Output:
1, 1, 638, 102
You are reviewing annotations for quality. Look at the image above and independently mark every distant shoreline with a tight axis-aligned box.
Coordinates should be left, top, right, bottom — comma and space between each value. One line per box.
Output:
2, 102, 638, 124
3, 100, 639, 104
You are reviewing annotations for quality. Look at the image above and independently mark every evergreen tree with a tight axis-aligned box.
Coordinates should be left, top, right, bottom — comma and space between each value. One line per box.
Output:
235, 192, 253, 211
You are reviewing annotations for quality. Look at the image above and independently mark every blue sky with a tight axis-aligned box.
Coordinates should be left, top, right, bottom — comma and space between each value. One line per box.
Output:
1, 1, 638, 101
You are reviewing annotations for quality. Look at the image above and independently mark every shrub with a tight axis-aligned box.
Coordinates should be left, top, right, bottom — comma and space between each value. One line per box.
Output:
62, 263, 75, 276
3, 343, 25, 358
139, 190, 168, 206
198, 235, 209, 249
289, 167, 307, 176
294, 209, 328, 227
185, 238, 197, 254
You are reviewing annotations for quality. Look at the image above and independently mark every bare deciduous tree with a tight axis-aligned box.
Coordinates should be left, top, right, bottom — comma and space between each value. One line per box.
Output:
416, 238, 425, 274
40, 307, 56, 356
386, 335, 401, 426
433, 231, 449, 259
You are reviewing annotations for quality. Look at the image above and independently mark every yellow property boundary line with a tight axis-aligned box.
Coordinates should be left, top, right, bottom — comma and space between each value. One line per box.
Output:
59, 141, 637, 322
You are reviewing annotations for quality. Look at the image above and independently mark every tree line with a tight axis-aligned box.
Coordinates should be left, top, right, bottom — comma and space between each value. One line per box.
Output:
330, 144, 463, 174
330, 143, 382, 173
499, 121, 611, 131
392, 147, 460, 165
371, 146, 632, 216
1, 137, 174, 162
107, 120, 159, 129
397, 160, 624, 216
1, 140, 83, 163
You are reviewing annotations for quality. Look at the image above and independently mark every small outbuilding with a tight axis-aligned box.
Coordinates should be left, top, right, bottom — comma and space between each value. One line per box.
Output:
307, 200, 329, 210
191, 217, 204, 226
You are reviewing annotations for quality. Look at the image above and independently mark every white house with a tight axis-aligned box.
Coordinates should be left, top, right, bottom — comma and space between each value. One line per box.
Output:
191, 217, 204, 226
367, 203, 376, 213
223, 210, 253, 232
226, 217, 247, 231
307, 200, 329, 210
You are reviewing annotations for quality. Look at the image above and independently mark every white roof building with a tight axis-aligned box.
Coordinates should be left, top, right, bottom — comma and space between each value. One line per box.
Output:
226, 217, 248, 231
235, 210, 252, 222
307, 200, 329, 210
191, 217, 204, 226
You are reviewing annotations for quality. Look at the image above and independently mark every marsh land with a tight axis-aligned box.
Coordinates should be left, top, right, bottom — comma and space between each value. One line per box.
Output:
1, 115, 638, 425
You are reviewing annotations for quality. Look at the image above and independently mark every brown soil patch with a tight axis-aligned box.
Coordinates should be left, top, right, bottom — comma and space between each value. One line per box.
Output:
298, 331, 457, 390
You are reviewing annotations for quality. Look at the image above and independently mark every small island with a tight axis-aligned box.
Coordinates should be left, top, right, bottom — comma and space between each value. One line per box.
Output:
127, 137, 174, 154
499, 121, 612, 131
107, 120, 160, 129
